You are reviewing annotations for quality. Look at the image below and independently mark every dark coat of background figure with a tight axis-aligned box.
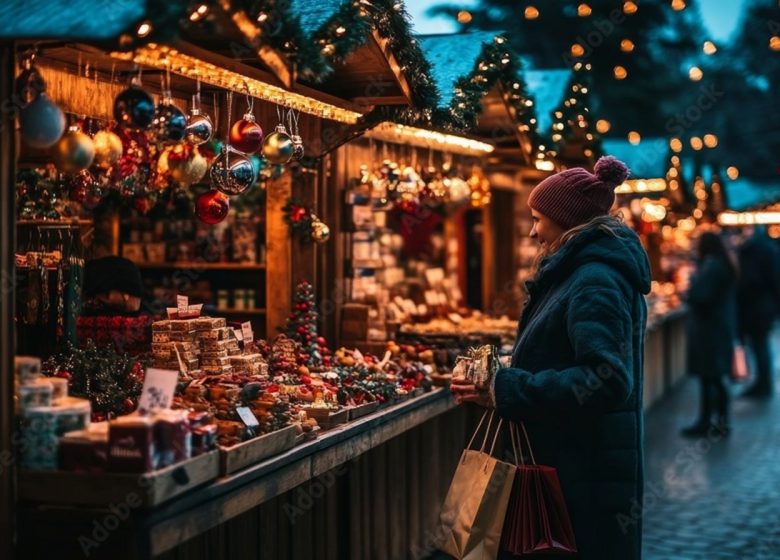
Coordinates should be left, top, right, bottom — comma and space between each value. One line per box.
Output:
686, 255, 737, 380
737, 231, 780, 336
493, 222, 651, 560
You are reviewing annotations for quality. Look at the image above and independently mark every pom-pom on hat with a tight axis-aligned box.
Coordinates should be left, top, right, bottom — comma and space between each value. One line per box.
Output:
528, 155, 629, 230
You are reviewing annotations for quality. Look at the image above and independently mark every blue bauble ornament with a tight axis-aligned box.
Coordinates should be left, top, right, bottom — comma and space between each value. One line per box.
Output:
114, 85, 155, 129
19, 93, 65, 149
152, 103, 187, 144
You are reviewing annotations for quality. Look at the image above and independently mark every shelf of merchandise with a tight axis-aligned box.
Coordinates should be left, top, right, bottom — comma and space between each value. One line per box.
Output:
133, 261, 266, 270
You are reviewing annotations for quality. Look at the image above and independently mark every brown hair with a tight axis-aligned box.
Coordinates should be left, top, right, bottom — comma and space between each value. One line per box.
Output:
533, 213, 625, 273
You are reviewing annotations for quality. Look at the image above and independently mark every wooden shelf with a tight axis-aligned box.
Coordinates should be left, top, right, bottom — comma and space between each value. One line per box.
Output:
134, 262, 266, 271
215, 308, 267, 315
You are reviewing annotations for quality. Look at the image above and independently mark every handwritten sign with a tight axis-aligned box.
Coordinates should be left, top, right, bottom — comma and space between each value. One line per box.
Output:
177, 295, 188, 314
138, 368, 178, 414
241, 321, 254, 343
236, 406, 259, 427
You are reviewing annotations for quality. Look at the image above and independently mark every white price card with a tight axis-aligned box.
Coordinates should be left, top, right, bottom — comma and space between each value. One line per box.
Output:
177, 295, 189, 314
241, 321, 254, 343
233, 328, 244, 342
236, 406, 259, 427
138, 368, 178, 414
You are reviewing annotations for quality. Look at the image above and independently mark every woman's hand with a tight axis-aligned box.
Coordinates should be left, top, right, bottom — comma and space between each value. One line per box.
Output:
450, 376, 493, 407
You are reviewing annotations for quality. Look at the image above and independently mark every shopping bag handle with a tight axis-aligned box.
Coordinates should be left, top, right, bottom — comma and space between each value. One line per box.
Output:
509, 422, 537, 465
464, 410, 504, 460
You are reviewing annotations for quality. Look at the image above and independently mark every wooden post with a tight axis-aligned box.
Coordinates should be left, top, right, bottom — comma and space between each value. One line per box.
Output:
0, 41, 16, 559
265, 171, 293, 336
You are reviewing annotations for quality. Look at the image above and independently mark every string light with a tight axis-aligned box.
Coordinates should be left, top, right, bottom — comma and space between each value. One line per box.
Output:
615, 179, 667, 194
703, 41, 717, 55
189, 4, 209, 22
623, 1, 638, 15
771, 36, 780, 51
671, 0, 686, 10
596, 119, 611, 133
703, 133, 718, 148
457, 10, 473, 24
136, 21, 152, 37
719, 211, 780, 226
726, 166, 739, 180
110, 44, 363, 123
628, 131, 641, 145
577, 3, 592, 16
364, 122, 494, 155
670, 138, 683, 152
256, 12, 268, 22
614, 65, 628, 79
571, 44, 585, 57
524, 6, 540, 19
620, 39, 635, 52
690, 136, 703, 150
689, 66, 703, 81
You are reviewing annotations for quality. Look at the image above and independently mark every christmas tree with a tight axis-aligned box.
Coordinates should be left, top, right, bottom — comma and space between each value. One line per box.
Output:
549, 61, 602, 165
284, 281, 330, 368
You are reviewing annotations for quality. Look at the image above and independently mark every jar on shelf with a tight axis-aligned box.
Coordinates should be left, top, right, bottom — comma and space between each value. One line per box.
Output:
233, 289, 246, 310
217, 290, 230, 310
245, 289, 256, 310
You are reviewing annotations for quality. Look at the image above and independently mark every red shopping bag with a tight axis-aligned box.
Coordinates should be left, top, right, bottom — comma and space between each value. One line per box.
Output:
501, 423, 578, 557
732, 344, 749, 382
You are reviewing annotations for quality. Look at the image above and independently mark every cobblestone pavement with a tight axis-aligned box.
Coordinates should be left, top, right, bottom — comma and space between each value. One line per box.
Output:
642, 336, 780, 560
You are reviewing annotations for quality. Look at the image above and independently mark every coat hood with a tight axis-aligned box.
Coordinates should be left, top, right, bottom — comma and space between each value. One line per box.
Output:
534, 221, 652, 295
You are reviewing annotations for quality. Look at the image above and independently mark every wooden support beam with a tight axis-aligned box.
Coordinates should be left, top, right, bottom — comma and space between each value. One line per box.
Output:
265, 171, 293, 338
370, 30, 413, 104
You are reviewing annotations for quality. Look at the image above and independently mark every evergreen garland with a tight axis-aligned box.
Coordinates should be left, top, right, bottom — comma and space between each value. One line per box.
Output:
548, 62, 602, 161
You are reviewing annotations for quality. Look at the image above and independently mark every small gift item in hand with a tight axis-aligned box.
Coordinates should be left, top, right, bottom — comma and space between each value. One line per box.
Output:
455, 345, 499, 388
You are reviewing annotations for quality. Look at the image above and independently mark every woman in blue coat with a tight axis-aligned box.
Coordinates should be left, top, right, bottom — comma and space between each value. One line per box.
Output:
681, 232, 737, 436
453, 156, 650, 560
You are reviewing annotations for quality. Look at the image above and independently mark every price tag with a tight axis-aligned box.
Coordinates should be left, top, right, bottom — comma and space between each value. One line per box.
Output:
233, 328, 244, 342
241, 321, 254, 343
236, 406, 259, 427
138, 368, 178, 414
176, 295, 188, 314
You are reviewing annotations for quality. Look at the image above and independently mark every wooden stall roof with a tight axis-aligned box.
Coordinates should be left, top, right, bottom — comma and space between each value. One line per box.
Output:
417, 32, 536, 167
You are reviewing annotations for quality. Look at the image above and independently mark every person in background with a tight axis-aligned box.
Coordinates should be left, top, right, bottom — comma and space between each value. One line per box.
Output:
451, 156, 649, 560
681, 232, 738, 437
737, 226, 780, 398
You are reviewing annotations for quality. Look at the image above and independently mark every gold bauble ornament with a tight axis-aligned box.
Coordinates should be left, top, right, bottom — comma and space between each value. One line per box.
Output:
310, 214, 330, 244
92, 129, 123, 169
53, 125, 95, 173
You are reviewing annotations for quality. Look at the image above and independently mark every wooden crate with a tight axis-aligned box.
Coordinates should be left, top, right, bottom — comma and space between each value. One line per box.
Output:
302, 406, 349, 430
347, 401, 380, 421
219, 424, 297, 475
18, 449, 220, 508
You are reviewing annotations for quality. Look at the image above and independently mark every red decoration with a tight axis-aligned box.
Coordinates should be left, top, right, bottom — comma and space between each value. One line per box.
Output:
133, 195, 153, 215
123, 398, 136, 413
195, 189, 230, 225
56, 370, 72, 380
229, 114, 264, 154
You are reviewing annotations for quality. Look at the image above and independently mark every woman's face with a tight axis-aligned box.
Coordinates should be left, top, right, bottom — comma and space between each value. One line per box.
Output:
530, 209, 565, 251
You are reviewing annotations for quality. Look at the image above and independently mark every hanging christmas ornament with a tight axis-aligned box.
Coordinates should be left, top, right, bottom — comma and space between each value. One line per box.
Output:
19, 93, 66, 149
83, 184, 105, 209
15, 55, 46, 106
68, 171, 94, 203
229, 94, 263, 154
185, 79, 213, 145
289, 109, 304, 161
92, 129, 123, 169
166, 144, 208, 185
262, 107, 294, 164
196, 190, 230, 225
133, 195, 153, 215
310, 214, 330, 244
396, 166, 423, 203
209, 146, 256, 195
113, 77, 155, 130
448, 176, 470, 203
467, 167, 491, 208
152, 102, 187, 144
53, 125, 95, 173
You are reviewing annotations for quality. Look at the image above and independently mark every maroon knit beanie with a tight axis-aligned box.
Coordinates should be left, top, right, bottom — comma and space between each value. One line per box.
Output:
528, 156, 630, 230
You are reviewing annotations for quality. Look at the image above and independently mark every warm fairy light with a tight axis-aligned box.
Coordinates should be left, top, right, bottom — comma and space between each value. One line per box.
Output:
137, 21, 152, 37
671, 0, 686, 10
642, 202, 667, 222
615, 179, 667, 194
335, 25, 347, 36
690, 136, 703, 150
524, 6, 540, 19
571, 43, 585, 57
726, 166, 739, 180
771, 36, 780, 51
671, 155, 680, 165
596, 119, 611, 133
364, 122, 494, 155
257, 12, 268, 22
190, 4, 209, 21
703, 41, 717, 55
688, 66, 703, 81
718, 211, 780, 226
703, 133, 718, 148
577, 3, 592, 16
614, 65, 628, 79
535, 160, 555, 171
670, 138, 683, 152
620, 39, 635, 52
668, 167, 678, 178
623, 1, 638, 15
110, 44, 362, 123
628, 131, 641, 145
457, 10, 473, 23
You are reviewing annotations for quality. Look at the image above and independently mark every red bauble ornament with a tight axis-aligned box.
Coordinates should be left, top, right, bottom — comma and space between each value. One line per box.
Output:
56, 370, 72, 380
133, 196, 153, 215
195, 189, 230, 225
291, 206, 307, 222
229, 113, 264, 154
123, 398, 136, 414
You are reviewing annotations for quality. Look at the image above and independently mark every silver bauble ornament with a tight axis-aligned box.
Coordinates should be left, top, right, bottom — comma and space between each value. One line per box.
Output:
184, 109, 213, 145
152, 102, 187, 144
310, 215, 330, 244
262, 124, 294, 165
19, 93, 66, 149
209, 146, 256, 195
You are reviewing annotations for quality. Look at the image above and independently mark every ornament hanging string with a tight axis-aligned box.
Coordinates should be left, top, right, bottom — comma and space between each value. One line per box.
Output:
224, 90, 233, 181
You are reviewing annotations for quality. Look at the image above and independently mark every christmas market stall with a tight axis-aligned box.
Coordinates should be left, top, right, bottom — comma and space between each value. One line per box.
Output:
4, 2, 481, 559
